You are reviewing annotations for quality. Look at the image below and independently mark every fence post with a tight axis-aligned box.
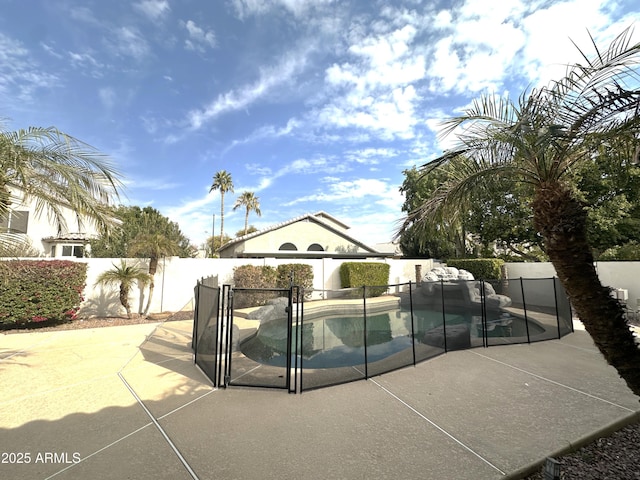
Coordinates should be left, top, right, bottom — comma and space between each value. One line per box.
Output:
552, 277, 562, 339
299, 286, 304, 393
192, 282, 199, 352
409, 281, 416, 366
520, 278, 530, 344
440, 279, 448, 352
363, 285, 368, 379
480, 281, 487, 348
286, 285, 294, 393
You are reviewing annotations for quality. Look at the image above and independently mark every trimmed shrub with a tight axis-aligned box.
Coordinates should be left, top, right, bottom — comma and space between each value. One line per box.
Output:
0, 260, 87, 328
275, 263, 314, 294
232, 265, 278, 308
446, 258, 505, 280
339, 262, 390, 297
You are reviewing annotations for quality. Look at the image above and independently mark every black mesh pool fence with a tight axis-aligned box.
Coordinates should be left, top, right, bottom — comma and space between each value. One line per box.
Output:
192, 278, 574, 393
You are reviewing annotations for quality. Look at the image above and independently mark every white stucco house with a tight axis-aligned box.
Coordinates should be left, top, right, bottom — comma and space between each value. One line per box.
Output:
1, 185, 104, 258
218, 211, 393, 259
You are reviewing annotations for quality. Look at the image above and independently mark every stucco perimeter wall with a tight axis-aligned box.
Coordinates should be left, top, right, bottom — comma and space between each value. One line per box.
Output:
13, 258, 638, 318
505, 262, 640, 310
76, 257, 437, 317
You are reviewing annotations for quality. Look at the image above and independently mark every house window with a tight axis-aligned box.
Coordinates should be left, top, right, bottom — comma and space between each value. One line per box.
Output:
61, 245, 85, 258
0, 211, 29, 233
307, 243, 324, 251
279, 242, 298, 251
51, 245, 57, 257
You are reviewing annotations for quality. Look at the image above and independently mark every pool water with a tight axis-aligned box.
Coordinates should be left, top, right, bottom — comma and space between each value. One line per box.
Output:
239, 308, 545, 369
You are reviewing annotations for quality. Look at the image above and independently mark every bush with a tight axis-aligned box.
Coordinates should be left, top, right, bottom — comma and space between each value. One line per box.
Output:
446, 258, 505, 280
598, 242, 640, 261
275, 264, 314, 294
0, 260, 87, 328
339, 262, 390, 297
232, 265, 278, 308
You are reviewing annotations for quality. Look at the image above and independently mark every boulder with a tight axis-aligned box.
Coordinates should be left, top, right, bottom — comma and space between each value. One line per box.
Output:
422, 324, 471, 351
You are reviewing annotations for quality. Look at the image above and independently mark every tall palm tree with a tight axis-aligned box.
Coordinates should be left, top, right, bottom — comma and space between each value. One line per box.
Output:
209, 170, 233, 248
128, 233, 181, 316
0, 124, 123, 245
400, 27, 640, 396
94, 260, 150, 319
233, 191, 261, 236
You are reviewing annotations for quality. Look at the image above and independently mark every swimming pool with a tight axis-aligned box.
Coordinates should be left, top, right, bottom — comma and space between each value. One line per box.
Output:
239, 308, 545, 369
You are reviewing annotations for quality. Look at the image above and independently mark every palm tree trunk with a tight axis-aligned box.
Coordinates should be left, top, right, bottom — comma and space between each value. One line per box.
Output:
143, 277, 155, 317
244, 208, 249, 235
120, 284, 132, 319
533, 183, 640, 397
143, 257, 159, 317
220, 191, 225, 245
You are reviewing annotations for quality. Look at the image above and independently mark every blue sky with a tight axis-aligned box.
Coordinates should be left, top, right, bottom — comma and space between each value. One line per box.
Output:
1, 0, 638, 248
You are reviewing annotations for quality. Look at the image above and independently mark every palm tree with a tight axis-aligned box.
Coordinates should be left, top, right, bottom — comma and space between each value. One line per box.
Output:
0, 124, 123, 248
233, 191, 261, 236
400, 28, 640, 396
127, 233, 181, 317
94, 260, 150, 319
209, 170, 233, 248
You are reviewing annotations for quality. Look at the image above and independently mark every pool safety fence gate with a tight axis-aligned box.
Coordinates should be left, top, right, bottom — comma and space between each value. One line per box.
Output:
192, 278, 573, 394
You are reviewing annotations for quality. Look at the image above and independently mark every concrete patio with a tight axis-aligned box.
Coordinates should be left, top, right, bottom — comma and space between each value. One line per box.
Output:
1, 319, 638, 479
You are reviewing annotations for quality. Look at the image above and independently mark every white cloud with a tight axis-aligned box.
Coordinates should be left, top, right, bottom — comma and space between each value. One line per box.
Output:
285, 178, 394, 205
519, 0, 626, 85
69, 6, 101, 25
134, 0, 171, 22
317, 85, 419, 140
317, 21, 427, 140
231, 0, 336, 20
343, 147, 398, 165
68, 51, 105, 78
183, 20, 216, 52
186, 52, 308, 129
40, 42, 63, 59
425, 0, 636, 97
99, 87, 117, 109
221, 118, 301, 155
0, 33, 60, 101
109, 26, 150, 60
345, 210, 402, 245
124, 177, 180, 190
245, 164, 273, 176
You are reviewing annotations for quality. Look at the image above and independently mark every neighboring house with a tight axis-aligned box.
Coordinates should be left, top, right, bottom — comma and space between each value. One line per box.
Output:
218, 211, 392, 259
1, 186, 102, 258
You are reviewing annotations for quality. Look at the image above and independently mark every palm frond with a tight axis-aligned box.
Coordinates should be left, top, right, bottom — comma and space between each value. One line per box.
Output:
0, 125, 124, 235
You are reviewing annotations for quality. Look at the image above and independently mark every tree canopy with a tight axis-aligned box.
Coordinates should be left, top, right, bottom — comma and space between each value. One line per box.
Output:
88, 206, 195, 258
1, 123, 123, 252
399, 136, 640, 261
398, 27, 640, 395
210, 170, 234, 246
233, 191, 261, 236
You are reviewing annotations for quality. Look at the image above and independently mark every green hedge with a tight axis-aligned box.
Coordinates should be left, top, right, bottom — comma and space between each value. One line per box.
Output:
0, 260, 87, 328
232, 263, 314, 307
599, 242, 640, 261
445, 258, 505, 280
339, 262, 390, 297
233, 265, 277, 289
275, 264, 314, 296
232, 265, 278, 308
